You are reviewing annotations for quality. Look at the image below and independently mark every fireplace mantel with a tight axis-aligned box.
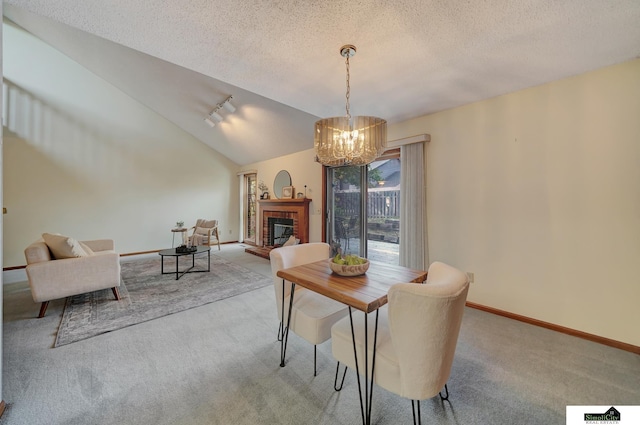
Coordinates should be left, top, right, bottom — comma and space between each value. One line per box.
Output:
257, 198, 312, 247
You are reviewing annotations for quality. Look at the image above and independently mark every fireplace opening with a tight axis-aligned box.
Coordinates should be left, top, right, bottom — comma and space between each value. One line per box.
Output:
268, 217, 295, 246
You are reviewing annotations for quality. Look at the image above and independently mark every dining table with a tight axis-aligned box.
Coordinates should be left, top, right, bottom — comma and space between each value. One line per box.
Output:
277, 258, 428, 425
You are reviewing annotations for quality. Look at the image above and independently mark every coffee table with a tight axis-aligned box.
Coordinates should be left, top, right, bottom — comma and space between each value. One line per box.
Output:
158, 246, 211, 280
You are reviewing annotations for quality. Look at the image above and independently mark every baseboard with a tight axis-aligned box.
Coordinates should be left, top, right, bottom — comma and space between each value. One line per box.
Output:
119, 250, 161, 257
466, 301, 640, 355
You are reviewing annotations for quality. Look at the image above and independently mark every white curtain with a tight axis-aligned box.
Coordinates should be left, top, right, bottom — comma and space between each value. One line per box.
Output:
399, 142, 428, 270
236, 170, 257, 243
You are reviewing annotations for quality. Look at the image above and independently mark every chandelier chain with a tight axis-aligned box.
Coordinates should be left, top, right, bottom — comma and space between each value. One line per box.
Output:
345, 55, 351, 120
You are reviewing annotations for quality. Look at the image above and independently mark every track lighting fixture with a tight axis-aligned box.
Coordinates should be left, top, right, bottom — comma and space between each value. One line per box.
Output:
204, 95, 236, 127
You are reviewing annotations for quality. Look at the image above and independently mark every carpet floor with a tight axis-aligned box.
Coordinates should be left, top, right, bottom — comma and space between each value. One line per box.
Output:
54, 253, 272, 347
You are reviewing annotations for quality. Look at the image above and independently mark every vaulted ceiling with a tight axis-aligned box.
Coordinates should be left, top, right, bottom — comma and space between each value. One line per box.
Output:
4, 1, 640, 165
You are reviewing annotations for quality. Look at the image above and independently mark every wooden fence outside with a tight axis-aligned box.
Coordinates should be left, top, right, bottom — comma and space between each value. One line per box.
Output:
334, 190, 400, 219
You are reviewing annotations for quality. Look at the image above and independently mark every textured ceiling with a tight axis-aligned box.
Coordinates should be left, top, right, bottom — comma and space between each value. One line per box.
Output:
4, 1, 640, 165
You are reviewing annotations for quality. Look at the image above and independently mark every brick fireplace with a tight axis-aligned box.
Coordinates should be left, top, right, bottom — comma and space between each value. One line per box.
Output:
245, 198, 312, 258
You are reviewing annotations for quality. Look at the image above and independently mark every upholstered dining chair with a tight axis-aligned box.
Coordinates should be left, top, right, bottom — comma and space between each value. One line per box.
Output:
269, 243, 349, 376
331, 261, 470, 424
188, 219, 220, 250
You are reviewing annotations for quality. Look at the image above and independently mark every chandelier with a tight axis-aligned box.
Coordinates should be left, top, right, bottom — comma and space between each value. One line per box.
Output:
314, 45, 387, 166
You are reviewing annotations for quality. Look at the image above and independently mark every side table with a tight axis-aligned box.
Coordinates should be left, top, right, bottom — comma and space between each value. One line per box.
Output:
171, 227, 188, 247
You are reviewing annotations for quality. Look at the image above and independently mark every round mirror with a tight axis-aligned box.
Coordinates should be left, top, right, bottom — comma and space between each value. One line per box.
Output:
273, 170, 292, 199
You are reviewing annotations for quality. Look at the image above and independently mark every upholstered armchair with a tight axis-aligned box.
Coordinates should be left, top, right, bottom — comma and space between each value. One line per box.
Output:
331, 261, 470, 424
24, 235, 122, 318
269, 243, 349, 376
188, 219, 221, 250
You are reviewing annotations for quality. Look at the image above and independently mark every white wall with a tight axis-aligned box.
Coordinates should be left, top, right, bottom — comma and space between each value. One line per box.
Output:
1, 0, 5, 405
241, 149, 325, 243
2, 22, 240, 267
389, 59, 640, 347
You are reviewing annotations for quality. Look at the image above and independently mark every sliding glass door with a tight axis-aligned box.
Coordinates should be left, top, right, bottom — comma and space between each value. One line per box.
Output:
327, 166, 365, 257
326, 153, 401, 264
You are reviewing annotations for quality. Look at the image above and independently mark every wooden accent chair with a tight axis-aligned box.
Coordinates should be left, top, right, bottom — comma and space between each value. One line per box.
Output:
188, 219, 221, 250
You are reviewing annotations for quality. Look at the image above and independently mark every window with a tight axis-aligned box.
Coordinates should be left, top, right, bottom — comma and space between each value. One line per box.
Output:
244, 173, 257, 243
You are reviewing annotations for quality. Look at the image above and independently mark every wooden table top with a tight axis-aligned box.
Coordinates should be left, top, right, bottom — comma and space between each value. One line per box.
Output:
277, 259, 428, 313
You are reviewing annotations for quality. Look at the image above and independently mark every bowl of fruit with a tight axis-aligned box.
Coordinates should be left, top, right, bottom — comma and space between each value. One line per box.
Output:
330, 253, 370, 277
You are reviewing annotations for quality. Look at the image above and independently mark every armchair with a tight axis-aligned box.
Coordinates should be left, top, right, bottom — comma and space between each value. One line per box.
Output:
24, 237, 122, 318
188, 219, 221, 250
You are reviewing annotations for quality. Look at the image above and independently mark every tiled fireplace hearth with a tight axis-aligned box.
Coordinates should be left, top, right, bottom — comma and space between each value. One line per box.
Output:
245, 198, 312, 259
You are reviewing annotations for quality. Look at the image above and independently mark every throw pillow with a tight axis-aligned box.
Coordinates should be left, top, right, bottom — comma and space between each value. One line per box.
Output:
282, 235, 298, 247
42, 233, 90, 259
194, 227, 210, 236
189, 234, 204, 246
78, 241, 95, 255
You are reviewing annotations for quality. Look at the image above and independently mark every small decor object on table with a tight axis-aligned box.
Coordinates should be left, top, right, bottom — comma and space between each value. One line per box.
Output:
176, 221, 184, 228
258, 180, 269, 200
282, 186, 294, 199
330, 254, 370, 276
175, 245, 197, 253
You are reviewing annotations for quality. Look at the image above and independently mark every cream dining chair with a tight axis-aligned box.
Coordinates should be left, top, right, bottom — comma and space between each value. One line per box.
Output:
331, 261, 470, 424
269, 243, 349, 376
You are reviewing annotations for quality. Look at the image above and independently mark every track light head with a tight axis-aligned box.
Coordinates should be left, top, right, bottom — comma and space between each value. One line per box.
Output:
204, 117, 216, 127
209, 111, 224, 122
222, 97, 236, 113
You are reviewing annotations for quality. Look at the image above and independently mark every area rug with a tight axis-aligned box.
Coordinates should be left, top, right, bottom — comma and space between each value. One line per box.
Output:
54, 254, 272, 347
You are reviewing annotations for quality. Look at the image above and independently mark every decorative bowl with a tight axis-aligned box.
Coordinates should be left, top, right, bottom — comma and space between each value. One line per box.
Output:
330, 259, 370, 277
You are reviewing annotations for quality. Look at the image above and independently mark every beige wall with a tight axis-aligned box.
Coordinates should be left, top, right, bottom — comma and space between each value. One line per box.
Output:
241, 149, 325, 243
389, 59, 640, 346
2, 22, 240, 267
